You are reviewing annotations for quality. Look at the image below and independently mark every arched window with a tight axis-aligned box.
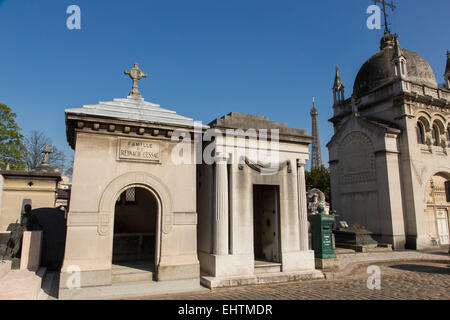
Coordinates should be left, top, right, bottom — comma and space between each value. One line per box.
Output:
432, 124, 441, 146
447, 125, 450, 146
416, 121, 425, 144
394, 61, 399, 76
401, 61, 406, 76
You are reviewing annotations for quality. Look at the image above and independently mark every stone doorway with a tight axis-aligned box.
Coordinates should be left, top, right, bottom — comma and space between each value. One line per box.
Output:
436, 209, 449, 245
252, 185, 281, 264
112, 187, 158, 282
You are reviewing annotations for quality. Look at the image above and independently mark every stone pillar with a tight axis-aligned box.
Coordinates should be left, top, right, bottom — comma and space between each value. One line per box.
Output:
0, 175, 4, 221
214, 153, 229, 256
297, 160, 309, 251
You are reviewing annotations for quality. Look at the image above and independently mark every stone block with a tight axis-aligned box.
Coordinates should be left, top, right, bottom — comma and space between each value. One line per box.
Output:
20, 231, 43, 271
0, 260, 12, 280
315, 258, 340, 272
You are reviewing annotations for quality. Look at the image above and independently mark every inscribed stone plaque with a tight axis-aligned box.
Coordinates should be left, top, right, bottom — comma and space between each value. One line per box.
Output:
118, 138, 161, 163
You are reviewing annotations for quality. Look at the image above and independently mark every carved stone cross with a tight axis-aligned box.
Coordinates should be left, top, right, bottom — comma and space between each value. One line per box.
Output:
42, 145, 54, 166
124, 63, 148, 98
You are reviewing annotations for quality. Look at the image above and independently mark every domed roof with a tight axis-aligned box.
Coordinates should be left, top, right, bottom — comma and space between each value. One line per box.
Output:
353, 34, 438, 97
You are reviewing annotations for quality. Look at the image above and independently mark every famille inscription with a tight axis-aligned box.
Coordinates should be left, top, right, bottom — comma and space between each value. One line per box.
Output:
118, 138, 161, 163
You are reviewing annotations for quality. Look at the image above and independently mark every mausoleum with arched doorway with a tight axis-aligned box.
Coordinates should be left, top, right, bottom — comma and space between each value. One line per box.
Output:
59, 64, 204, 299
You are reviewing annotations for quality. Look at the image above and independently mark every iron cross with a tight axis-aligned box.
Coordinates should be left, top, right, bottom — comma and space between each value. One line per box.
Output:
124, 63, 148, 98
374, 0, 396, 33
42, 145, 54, 165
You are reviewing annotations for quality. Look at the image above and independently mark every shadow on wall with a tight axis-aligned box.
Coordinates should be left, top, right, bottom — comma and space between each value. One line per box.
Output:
31, 208, 67, 271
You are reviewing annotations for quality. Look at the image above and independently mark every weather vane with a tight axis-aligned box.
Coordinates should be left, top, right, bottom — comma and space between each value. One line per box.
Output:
373, 0, 396, 33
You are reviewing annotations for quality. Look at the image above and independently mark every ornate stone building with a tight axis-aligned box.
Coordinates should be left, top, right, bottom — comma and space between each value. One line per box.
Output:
327, 31, 450, 250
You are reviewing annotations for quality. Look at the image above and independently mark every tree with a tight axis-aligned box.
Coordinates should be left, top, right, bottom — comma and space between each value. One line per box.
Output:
0, 104, 27, 170
24, 130, 69, 173
305, 165, 331, 202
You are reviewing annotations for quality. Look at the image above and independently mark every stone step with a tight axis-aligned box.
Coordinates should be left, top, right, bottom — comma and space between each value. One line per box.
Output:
112, 271, 154, 283
112, 264, 154, 283
254, 262, 282, 274
0, 267, 46, 300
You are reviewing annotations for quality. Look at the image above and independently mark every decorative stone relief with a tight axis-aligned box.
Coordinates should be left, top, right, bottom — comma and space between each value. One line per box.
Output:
98, 214, 110, 236
162, 214, 173, 234
239, 156, 292, 175
338, 132, 376, 185
411, 160, 426, 186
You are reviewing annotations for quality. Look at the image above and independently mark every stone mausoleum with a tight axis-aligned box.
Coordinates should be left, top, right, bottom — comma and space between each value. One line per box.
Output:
328, 30, 450, 250
59, 64, 205, 298
58, 64, 318, 298
197, 113, 320, 288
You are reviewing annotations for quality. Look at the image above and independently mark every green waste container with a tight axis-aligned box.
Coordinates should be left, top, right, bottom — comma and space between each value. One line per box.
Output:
308, 211, 336, 259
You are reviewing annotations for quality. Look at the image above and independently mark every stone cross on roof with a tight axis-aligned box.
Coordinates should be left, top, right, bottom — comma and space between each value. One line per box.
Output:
42, 145, 53, 166
373, 0, 396, 33
124, 63, 148, 98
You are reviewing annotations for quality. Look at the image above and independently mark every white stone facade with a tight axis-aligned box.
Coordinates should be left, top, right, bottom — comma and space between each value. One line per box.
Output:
328, 33, 450, 250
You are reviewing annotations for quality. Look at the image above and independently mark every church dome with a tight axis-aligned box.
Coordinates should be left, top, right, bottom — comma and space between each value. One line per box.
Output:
353, 34, 438, 97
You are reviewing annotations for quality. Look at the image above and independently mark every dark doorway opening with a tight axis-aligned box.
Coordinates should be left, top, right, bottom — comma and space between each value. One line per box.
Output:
252, 185, 280, 263
112, 187, 157, 281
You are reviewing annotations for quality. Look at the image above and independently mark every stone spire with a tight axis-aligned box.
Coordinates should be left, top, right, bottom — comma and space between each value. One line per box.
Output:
333, 66, 345, 105
393, 34, 403, 58
310, 97, 323, 169
445, 50, 450, 89
446, 50, 450, 73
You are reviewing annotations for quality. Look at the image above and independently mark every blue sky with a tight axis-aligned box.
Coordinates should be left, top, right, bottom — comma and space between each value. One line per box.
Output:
0, 0, 448, 169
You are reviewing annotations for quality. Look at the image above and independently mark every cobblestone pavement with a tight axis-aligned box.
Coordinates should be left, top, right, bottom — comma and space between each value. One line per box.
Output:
337, 249, 450, 270
135, 261, 450, 300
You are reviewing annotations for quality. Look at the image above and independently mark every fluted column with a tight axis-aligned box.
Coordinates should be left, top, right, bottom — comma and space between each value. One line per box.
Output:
214, 153, 229, 256
297, 159, 309, 251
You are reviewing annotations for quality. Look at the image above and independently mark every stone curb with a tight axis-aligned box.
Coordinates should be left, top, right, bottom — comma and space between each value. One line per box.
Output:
323, 258, 449, 280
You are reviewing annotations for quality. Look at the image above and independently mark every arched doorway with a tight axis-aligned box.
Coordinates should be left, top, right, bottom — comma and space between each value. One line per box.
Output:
112, 186, 158, 280
425, 172, 450, 246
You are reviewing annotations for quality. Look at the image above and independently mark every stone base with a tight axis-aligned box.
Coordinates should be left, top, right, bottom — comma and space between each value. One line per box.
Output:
201, 269, 324, 289
0, 267, 46, 300
336, 242, 392, 253
314, 258, 340, 272
59, 278, 202, 300
0, 260, 12, 279
157, 263, 200, 281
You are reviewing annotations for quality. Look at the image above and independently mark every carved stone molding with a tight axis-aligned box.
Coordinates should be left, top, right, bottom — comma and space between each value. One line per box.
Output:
240, 156, 292, 175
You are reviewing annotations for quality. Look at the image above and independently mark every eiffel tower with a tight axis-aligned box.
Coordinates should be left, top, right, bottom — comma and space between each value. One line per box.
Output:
310, 97, 323, 169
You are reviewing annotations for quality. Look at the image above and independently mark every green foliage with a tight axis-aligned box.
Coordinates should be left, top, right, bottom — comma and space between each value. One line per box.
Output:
0, 104, 27, 170
305, 165, 331, 202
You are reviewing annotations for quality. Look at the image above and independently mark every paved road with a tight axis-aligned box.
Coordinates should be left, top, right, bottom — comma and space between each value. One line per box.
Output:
135, 262, 450, 300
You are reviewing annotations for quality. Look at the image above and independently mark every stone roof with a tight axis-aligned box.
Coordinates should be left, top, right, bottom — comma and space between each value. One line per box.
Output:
0, 165, 61, 181
362, 116, 402, 134
209, 112, 313, 145
354, 35, 438, 97
65, 96, 203, 129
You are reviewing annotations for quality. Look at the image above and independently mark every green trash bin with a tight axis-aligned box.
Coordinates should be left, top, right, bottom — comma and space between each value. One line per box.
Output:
308, 208, 336, 260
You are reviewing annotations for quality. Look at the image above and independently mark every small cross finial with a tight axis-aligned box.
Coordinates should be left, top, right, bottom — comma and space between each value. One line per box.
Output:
124, 63, 148, 98
373, 0, 396, 33
42, 145, 54, 166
